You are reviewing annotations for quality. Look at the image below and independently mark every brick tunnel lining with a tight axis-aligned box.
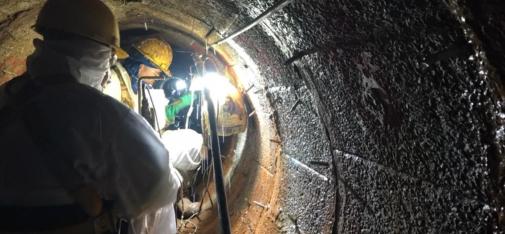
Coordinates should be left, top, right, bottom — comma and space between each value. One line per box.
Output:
1, 0, 505, 233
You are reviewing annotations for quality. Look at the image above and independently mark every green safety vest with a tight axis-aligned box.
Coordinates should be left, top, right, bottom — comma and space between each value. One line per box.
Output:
165, 93, 193, 124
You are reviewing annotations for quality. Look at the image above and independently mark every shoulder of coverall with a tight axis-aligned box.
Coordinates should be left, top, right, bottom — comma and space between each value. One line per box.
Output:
0, 74, 35, 110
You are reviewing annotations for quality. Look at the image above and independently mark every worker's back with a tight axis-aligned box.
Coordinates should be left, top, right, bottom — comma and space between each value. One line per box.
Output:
0, 75, 181, 233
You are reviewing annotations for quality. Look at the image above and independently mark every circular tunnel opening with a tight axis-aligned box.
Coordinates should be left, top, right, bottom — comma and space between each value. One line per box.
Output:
115, 21, 282, 233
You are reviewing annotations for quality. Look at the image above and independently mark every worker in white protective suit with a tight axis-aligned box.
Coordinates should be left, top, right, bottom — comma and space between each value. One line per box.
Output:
119, 38, 205, 178
0, 0, 181, 233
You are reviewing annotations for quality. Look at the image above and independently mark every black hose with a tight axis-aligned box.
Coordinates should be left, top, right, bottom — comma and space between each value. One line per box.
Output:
204, 88, 231, 234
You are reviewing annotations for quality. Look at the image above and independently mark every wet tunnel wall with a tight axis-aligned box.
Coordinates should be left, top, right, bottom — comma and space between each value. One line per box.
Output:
231, 0, 505, 233
1, 0, 505, 233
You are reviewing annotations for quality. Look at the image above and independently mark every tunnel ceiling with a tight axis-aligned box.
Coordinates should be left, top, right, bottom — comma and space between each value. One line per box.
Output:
1, 0, 505, 233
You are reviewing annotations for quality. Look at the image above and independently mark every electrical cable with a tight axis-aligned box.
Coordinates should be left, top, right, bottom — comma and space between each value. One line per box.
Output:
210, 0, 294, 46
204, 88, 231, 234
193, 51, 231, 233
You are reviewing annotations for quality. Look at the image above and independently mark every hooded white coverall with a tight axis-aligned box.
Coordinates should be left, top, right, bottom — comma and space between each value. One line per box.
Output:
0, 38, 181, 234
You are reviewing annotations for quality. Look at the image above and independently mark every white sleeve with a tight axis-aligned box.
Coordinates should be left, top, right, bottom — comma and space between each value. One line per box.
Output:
110, 111, 181, 218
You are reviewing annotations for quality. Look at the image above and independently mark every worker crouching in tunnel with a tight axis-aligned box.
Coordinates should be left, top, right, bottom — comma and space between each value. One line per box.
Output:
118, 37, 204, 177
0, 0, 181, 233
113, 36, 206, 227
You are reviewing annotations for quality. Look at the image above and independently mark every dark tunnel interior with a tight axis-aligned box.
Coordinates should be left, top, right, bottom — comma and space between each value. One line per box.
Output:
0, 0, 505, 233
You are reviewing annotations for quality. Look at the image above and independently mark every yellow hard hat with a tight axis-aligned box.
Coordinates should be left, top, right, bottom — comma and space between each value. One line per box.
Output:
35, 0, 128, 59
135, 38, 173, 76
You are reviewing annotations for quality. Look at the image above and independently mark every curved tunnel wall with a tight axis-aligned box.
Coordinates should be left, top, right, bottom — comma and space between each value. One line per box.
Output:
1, 0, 504, 233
